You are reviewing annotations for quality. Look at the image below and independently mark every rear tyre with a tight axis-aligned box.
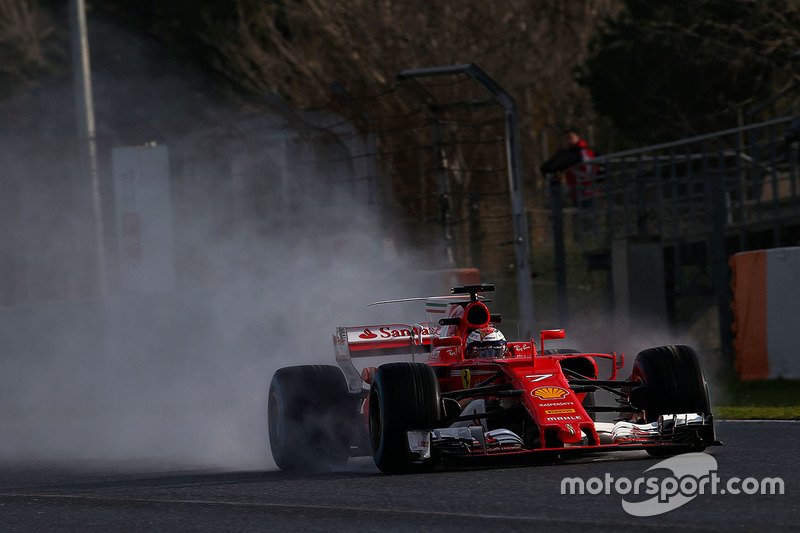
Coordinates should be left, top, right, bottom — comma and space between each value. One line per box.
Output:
268, 365, 353, 471
543, 348, 579, 355
369, 363, 441, 474
630, 345, 711, 456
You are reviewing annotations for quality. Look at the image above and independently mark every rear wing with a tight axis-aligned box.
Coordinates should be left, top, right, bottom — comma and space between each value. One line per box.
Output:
333, 323, 435, 393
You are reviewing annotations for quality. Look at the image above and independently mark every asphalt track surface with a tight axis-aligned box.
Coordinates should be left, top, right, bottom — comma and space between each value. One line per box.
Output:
1, 420, 797, 532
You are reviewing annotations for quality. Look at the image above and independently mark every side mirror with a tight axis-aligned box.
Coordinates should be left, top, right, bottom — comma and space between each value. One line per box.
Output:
539, 329, 565, 354
432, 336, 462, 347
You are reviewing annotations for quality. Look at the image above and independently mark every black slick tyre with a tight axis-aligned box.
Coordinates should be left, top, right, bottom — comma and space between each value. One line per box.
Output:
268, 365, 353, 471
630, 345, 711, 456
544, 348, 579, 355
369, 362, 441, 474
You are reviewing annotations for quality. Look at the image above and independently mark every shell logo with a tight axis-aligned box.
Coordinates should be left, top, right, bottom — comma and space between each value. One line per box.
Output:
532, 386, 569, 400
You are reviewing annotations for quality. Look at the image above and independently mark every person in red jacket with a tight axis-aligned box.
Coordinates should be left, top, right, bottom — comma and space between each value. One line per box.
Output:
540, 128, 598, 208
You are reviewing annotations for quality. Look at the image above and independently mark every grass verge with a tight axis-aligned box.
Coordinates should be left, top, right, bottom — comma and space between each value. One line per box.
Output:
715, 379, 800, 420
716, 406, 800, 420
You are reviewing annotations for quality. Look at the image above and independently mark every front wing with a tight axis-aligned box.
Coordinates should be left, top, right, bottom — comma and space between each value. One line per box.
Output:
406, 413, 718, 465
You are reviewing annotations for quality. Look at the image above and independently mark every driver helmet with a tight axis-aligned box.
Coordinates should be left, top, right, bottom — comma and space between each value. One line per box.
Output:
465, 326, 508, 359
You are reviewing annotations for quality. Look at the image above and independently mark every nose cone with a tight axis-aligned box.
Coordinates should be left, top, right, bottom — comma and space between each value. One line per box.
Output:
558, 423, 583, 444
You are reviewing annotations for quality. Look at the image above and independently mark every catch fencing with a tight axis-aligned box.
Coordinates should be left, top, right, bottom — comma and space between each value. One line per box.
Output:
312, 78, 800, 344
573, 115, 800, 252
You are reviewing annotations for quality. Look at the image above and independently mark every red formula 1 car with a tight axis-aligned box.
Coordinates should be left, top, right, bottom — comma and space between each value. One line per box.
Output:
268, 284, 719, 473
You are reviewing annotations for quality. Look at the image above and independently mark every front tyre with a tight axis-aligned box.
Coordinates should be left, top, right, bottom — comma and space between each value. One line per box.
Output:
268, 365, 353, 471
630, 345, 711, 456
369, 363, 441, 474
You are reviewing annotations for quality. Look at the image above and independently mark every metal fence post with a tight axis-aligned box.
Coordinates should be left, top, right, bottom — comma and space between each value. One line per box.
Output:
70, 0, 107, 296
708, 171, 733, 364
548, 176, 569, 327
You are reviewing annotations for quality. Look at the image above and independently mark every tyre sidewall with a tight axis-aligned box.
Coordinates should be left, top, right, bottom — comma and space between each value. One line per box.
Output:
268, 365, 353, 470
369, 363, 441, 473
632, 345, 710, 423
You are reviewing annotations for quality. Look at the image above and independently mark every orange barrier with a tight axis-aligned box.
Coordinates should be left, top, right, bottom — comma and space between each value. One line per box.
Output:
730, 250, 769, 380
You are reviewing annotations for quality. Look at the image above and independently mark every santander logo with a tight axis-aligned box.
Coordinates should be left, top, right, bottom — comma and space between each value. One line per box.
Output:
359, 328, 378, 339
356, 326, 433, 340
